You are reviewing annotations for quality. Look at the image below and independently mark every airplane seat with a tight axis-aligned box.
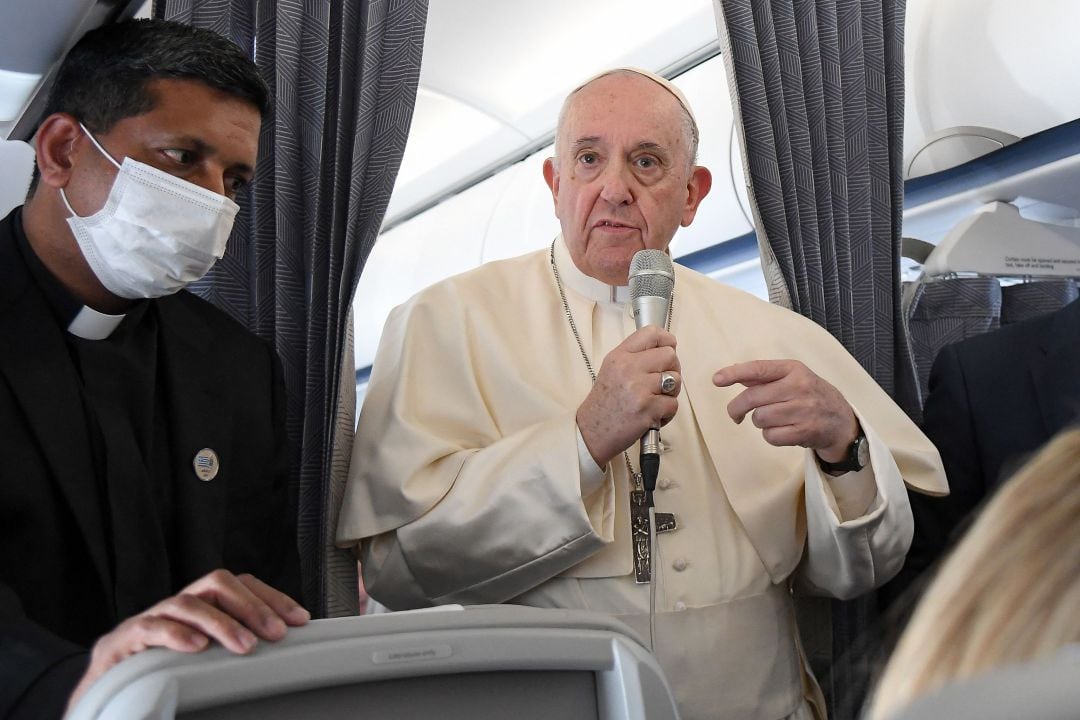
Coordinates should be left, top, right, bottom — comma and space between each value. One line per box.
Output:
1000, 278, 1079, 325
66, 605, 680, 720
904, 275, 1080, 409
886, 648, 1080, 720
904, 276, 1002, 404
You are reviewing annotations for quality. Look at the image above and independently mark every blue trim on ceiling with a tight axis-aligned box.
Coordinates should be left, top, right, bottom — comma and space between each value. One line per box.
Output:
676, 230, 759, 275
905, 118, 1080, 209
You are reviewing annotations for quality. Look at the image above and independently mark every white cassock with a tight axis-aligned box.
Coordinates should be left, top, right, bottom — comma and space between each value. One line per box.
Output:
337, 236, 947, 720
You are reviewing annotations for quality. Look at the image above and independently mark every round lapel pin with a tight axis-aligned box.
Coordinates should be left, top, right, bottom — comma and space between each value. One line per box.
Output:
193, 448, 220, 481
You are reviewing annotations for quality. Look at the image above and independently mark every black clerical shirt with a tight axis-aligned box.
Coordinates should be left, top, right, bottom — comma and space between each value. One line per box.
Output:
13, 216, 175, 620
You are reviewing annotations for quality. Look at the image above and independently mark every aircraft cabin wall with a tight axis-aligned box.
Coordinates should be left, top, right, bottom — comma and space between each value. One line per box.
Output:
0, 0, 1078, 386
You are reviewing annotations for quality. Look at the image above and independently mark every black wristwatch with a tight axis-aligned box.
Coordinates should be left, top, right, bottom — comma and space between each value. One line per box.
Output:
817, 430, 869, 474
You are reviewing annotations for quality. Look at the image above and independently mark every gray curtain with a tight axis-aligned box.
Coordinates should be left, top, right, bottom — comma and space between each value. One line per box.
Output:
713, 0, 912, 716
154, 0, 428, 618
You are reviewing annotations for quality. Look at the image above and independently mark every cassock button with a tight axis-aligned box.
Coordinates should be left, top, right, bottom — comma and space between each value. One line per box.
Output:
673, 601, 687, 612
193, 448, 220, 481
672, 557, 688, 572
658, 477, 672, 490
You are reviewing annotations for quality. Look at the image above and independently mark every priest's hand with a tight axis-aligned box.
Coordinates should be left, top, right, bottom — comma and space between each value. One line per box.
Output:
577, 326, 681, 467
66, 570, 309, 714
713, 359, 858, 462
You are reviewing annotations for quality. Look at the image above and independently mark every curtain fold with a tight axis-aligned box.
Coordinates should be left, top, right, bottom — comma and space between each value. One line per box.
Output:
714, 0, 913, 716
155, 0, 428, 617
716, 0, 916, 413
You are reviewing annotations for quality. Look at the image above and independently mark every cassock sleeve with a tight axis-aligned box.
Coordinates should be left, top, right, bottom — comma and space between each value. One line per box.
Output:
795, 407, 914, 600
340, 295, 616, 610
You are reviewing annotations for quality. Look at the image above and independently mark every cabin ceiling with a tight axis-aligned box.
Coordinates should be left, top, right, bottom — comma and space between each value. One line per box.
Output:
0, 0, 148, 140
386, 0, 720, 226
4, 0, 1080, 232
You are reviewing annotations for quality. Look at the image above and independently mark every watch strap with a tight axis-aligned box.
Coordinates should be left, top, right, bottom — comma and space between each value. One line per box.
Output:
818, 431, 868, 473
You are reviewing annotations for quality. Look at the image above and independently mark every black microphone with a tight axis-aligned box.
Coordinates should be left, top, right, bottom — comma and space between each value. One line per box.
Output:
629, 249, 675, 493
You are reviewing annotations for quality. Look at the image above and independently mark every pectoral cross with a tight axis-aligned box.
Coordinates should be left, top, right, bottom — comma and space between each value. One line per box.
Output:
630, 482, 678, 584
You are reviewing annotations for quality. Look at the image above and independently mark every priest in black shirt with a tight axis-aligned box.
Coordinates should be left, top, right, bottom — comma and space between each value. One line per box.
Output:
0, 20, 307, 718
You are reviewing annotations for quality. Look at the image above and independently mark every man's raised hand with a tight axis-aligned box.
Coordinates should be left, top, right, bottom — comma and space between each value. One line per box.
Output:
713, 359, 858, 464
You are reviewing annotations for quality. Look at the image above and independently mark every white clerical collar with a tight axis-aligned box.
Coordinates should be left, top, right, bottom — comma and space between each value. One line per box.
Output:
67, 305, 126, 340
553, 234, 632, 304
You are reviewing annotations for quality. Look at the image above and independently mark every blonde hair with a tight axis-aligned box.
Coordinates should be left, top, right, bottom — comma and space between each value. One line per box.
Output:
869, 428, 1080, 720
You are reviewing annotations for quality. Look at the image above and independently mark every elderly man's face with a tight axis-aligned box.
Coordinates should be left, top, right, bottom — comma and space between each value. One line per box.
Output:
543, 72, 711, 285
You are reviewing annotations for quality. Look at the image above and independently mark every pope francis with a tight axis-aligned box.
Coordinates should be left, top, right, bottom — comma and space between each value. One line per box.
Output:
337, 68, 947, 720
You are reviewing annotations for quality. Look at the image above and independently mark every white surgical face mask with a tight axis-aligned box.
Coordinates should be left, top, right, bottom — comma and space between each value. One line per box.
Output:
60, 123, 240, 299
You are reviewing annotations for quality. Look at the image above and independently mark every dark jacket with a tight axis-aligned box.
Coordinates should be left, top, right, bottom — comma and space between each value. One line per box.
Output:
897, 296, 1080, 594
0, 208, 299, 718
